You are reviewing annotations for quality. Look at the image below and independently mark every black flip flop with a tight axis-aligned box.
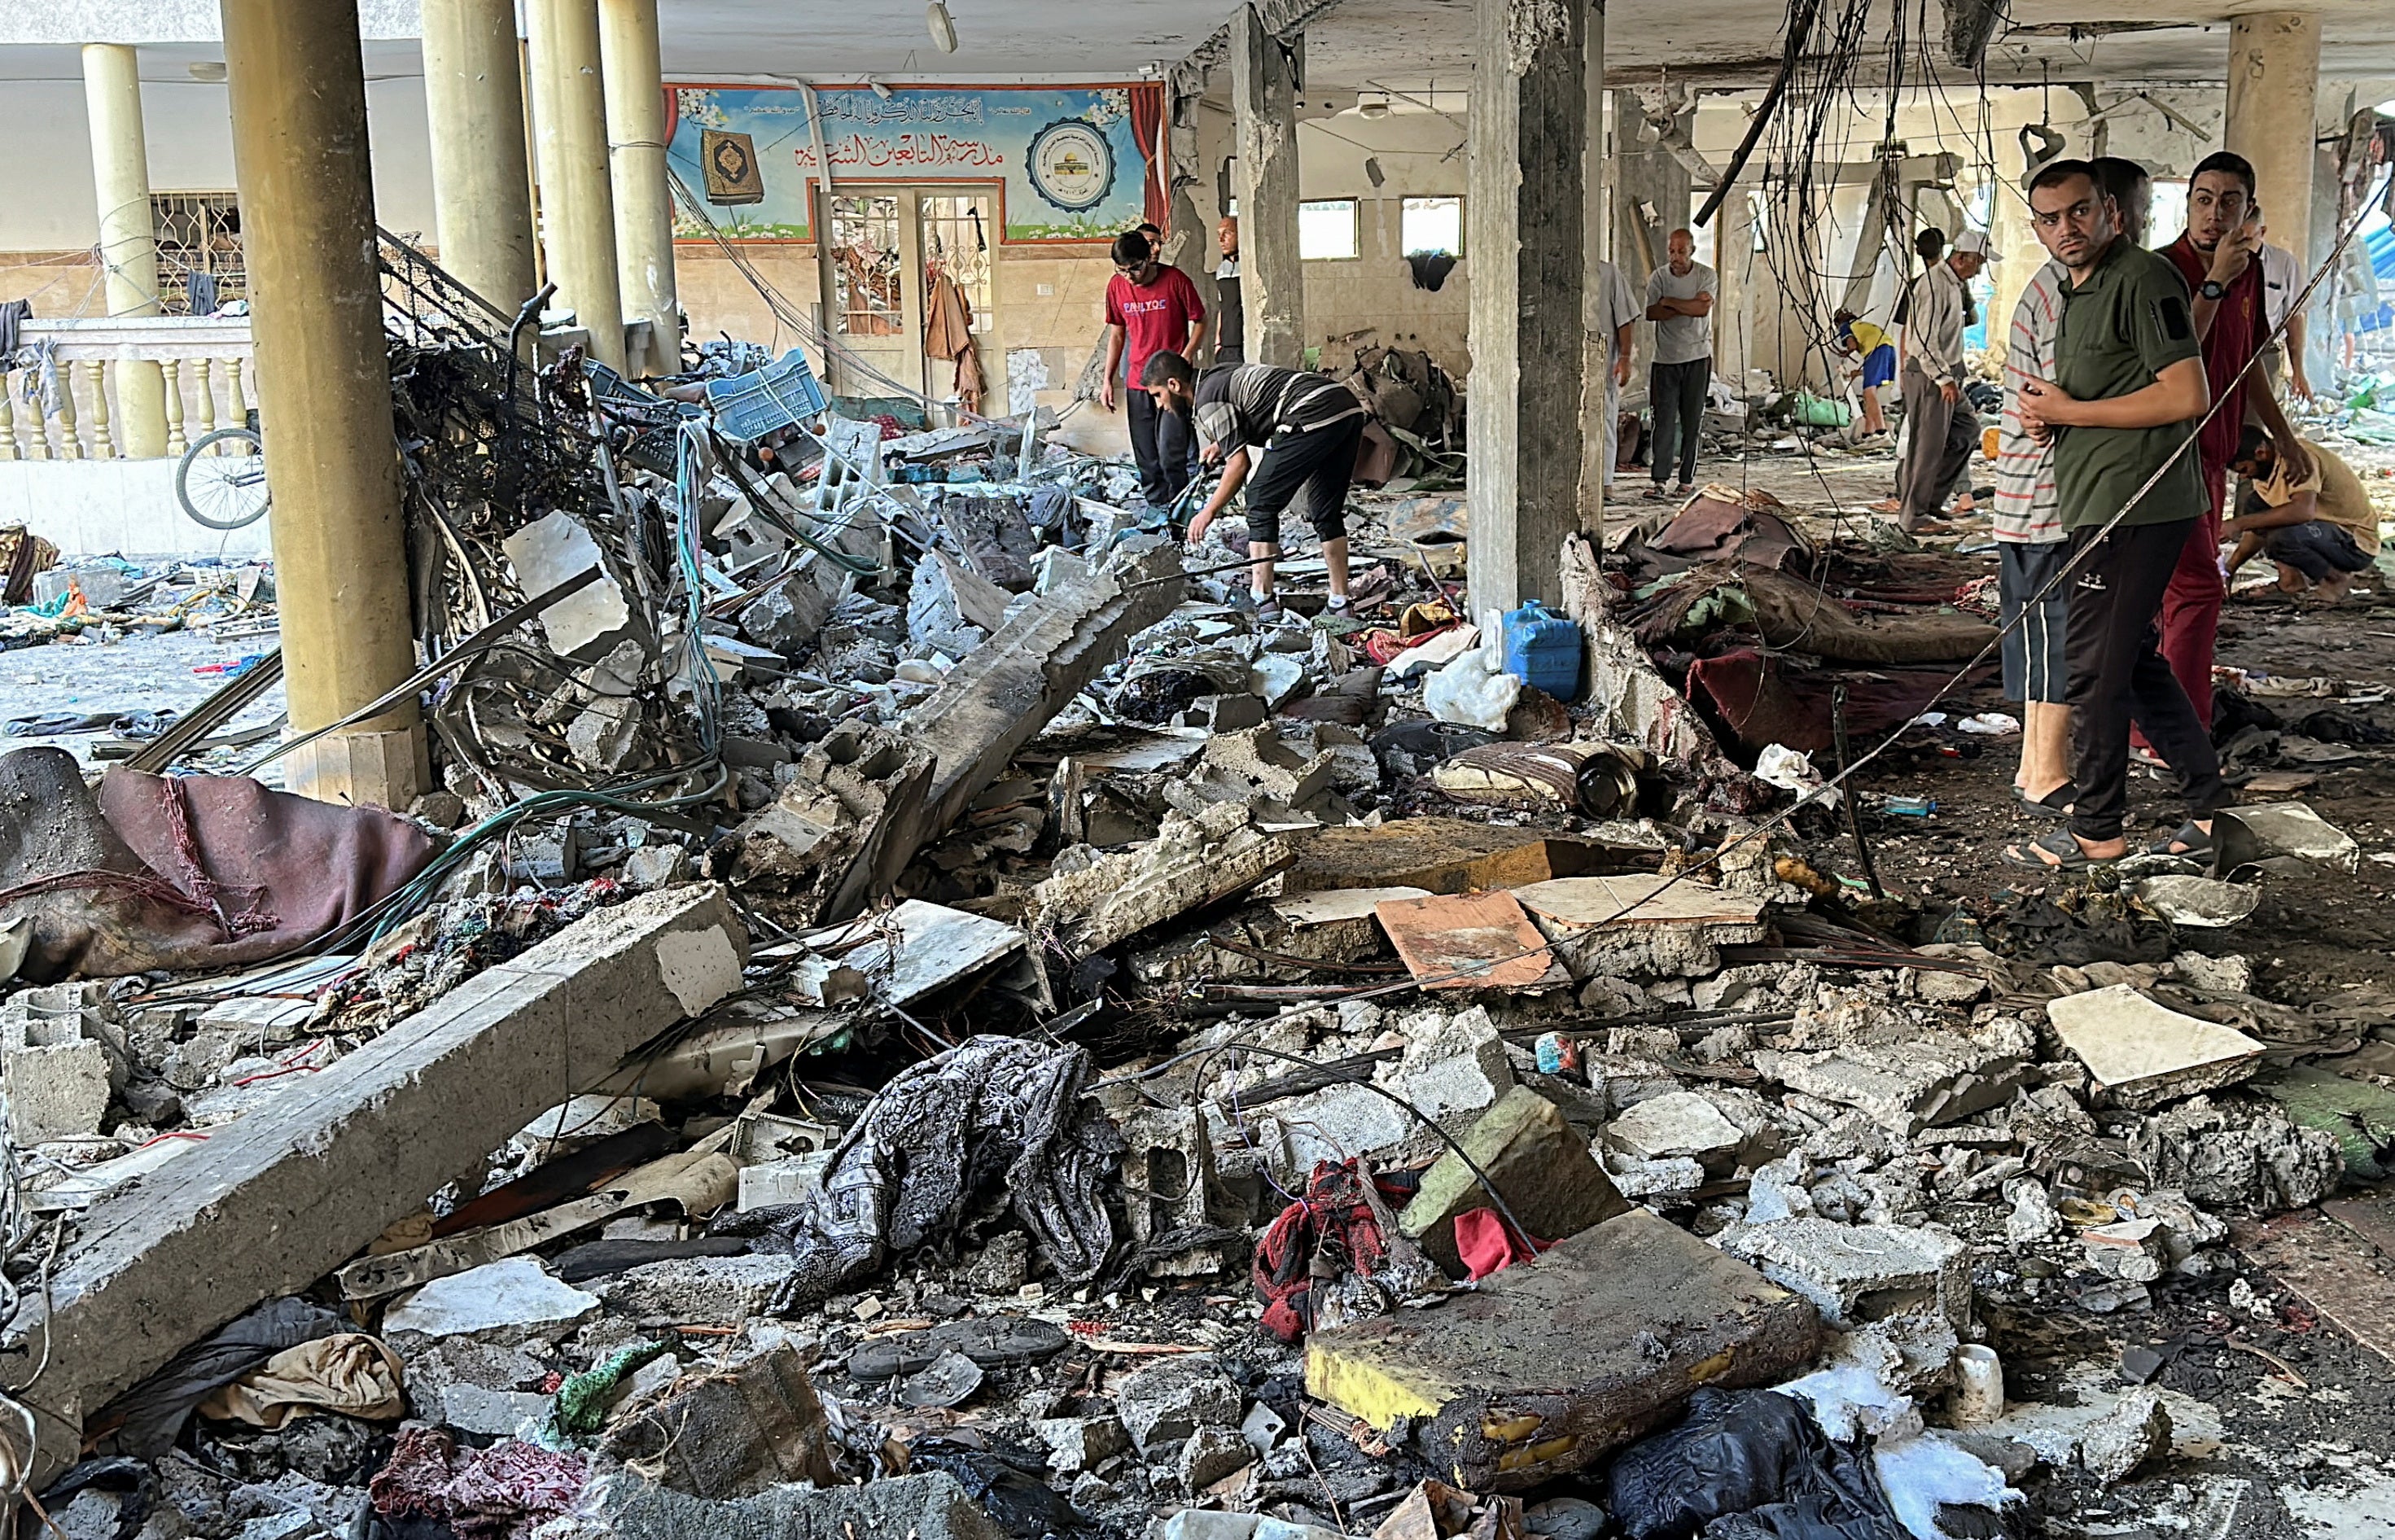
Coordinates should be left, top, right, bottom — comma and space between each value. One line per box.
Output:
2004, 826, 2116, 872
2012, 785, 2073, 820
2145, 820, 2217, 862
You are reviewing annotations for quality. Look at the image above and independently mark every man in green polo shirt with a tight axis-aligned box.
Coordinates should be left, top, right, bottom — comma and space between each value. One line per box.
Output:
2008, 158, 2231, 872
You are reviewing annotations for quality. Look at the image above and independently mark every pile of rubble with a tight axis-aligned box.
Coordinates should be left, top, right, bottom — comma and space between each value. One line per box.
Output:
1, 238, 2392, 1540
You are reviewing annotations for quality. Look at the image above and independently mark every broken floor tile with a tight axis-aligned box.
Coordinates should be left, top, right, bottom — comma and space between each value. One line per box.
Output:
1375, 890, 1574, 994
2044, 984, 2266, 1111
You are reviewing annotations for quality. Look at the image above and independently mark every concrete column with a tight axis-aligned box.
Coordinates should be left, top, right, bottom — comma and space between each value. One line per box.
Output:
81, 43, 169, 459
221, 0, 426, 809
1229, 6, 1303, 369
527, 0, 626, 370
599, 0, 677, 376
1714, 183, 1754, 387
2224, 12, 2320, 270
1574, 3, 1611, 532
1466, 0, 1596, 616
422, 0, 538, 313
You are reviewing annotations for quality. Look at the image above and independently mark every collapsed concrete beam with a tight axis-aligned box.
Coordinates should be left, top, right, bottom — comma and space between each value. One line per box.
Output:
7, 883, 749, 1482
893, 536, 1185, 876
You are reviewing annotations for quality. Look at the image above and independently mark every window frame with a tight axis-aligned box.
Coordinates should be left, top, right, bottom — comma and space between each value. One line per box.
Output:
1298, 198, 1360, 261
1399, 195, 1465, 258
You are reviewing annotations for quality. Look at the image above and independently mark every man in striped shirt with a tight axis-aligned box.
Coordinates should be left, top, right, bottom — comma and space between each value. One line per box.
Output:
1994, 232, 2073, 816
1143, 352, 1365, 620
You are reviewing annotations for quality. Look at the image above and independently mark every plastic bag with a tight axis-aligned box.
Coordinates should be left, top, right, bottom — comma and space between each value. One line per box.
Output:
1424, 610, 1522, 730
1605, 1389, 1906, 1540
1754, 744, 1842, 811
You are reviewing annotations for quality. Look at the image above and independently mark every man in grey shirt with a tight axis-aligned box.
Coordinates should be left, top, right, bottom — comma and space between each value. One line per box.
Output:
1592, 256, 1640, 490
1892, 227, 1995, 528
1644, 229, 1716, 498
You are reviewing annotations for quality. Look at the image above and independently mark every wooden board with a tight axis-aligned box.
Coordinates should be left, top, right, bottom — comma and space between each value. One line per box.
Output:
1375, 890, 1574, 993
1510, 875, 1765, 930
2236, 1210, 2395, 1370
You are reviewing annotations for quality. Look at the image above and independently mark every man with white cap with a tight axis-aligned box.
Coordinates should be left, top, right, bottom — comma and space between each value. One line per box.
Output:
1894, 226, 1999, 529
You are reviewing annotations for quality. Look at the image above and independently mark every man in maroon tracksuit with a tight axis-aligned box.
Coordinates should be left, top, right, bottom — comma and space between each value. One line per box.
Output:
2148, 150, 2310, 760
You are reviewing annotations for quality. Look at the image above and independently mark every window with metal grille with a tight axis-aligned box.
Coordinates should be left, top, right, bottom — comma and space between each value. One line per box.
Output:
151, 192, 245, 314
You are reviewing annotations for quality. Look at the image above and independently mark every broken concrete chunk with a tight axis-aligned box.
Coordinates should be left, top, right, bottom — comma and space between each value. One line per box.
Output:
733, 723, 935, 925
1398, 1086, 1629, 1275
1116, 1354, 1243, 1458
1033, 1414, 1129, 1474
737, 570, 832, 653
1030, 802, 1293, 956
1513, 875, 1767, 981
503, 510, 646, 663
569, 1469, 1005, 1540
893, 538, 1185, 877
1712, 1217, 1970, 1332
2045, 985, 2265, 1110
1386, 1007, 1515, 1132
1180, 1424, 1253, 1488
383, 1258, 600, 1344
1605, 1091, 1748, 1171
1752, 1025, 2034, 1137
1306, 1209, 1819, 1489
598, 1344, 836, 1498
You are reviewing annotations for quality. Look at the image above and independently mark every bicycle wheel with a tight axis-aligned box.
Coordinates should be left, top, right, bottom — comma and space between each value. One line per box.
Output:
177, 427, 271, 531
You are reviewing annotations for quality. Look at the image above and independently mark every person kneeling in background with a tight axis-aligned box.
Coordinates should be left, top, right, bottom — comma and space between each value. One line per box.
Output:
2222, 427, 2380, 605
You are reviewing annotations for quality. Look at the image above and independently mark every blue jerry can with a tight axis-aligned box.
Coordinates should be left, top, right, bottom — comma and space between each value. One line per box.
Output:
1502, 600, 1583, 700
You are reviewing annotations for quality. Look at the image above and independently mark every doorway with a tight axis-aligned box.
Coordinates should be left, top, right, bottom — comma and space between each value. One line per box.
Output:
817, 186, 996, 406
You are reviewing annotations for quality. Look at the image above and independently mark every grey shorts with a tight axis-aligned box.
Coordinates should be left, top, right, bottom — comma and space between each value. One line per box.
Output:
1999, 539, 2070, 704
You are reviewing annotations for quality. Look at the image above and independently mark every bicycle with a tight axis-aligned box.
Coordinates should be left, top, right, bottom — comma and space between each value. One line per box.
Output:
176, 409, 269, 532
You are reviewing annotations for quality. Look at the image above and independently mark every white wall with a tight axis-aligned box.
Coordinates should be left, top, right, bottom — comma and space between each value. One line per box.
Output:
0, 71, 436, 265
0, 461, 274, 558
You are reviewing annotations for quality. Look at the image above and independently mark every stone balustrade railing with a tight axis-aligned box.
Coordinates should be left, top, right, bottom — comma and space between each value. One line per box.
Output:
0, 316, 256, 462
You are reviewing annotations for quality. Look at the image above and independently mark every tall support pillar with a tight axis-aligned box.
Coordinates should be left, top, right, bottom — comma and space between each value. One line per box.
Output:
221, 0, 427, 809
1714, 182, 1754, 389
1467, 0, 1596, 615
423, 0, 538, 313
81, 44, 169, 459
2225, 12, 2320, 270
599, 0, 677, 376
1229, 6, 1303, 369
1574, 2, 1610, 532
527, 0, 626, 370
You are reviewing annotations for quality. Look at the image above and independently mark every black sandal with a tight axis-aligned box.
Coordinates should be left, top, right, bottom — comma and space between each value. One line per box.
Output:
2005, 826, 2117, 872
2145, 820, 2217, 861
2013, 785, 2073, 820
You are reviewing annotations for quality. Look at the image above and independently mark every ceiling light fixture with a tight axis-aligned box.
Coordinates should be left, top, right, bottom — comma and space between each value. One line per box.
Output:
868, 77, 894, 99
1364, 156, 1385, 188
1359, 92, 1390, 119
927, 1, 959, 53
188, 60, 227, 82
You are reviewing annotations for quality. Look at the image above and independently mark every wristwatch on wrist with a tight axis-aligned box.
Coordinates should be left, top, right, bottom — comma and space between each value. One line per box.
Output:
2199, 278, 2226, 301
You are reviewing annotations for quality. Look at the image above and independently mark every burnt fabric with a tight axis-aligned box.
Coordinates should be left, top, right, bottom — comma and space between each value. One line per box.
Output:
94, 1297, 342, 1459
1648, 498, 1811, 572
1252, 1158, 1421, 1341
0, 750, 440, 981
728, 1036, 1123, 1315
1685, 649, 1990, 755
1607, 1389, 1907, 1540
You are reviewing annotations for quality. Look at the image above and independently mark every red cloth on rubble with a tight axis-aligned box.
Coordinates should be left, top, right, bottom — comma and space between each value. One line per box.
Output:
1252, 1159, 1417, 1342
1452, 1207, 1548, 1280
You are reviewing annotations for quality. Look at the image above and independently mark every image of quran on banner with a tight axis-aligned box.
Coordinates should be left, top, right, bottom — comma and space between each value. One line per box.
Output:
666, 85, 1149, 243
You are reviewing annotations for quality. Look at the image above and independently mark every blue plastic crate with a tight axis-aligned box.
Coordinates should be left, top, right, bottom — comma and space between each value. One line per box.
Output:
706, 349, 830, 443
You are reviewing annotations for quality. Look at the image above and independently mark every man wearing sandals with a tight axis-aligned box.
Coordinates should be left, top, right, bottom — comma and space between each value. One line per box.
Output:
2009, 159, 2232, 872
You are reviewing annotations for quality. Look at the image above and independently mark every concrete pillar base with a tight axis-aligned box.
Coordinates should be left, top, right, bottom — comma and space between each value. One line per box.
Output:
285, 727, 430, 812
114, 358, 169, 461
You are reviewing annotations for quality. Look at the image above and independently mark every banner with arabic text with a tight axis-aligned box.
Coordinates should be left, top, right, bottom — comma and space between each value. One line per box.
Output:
666, 84, 1148, 243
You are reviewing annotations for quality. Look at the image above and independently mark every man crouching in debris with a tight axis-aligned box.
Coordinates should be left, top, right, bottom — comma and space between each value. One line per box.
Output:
2008, 157, 2233, 872
1143, 350, 1364, 622
2222, 427, 2380, 604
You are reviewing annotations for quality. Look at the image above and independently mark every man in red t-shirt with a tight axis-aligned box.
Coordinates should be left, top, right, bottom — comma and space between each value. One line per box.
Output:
2149, 151, 2310, 748
1101, 229, 1207, 515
